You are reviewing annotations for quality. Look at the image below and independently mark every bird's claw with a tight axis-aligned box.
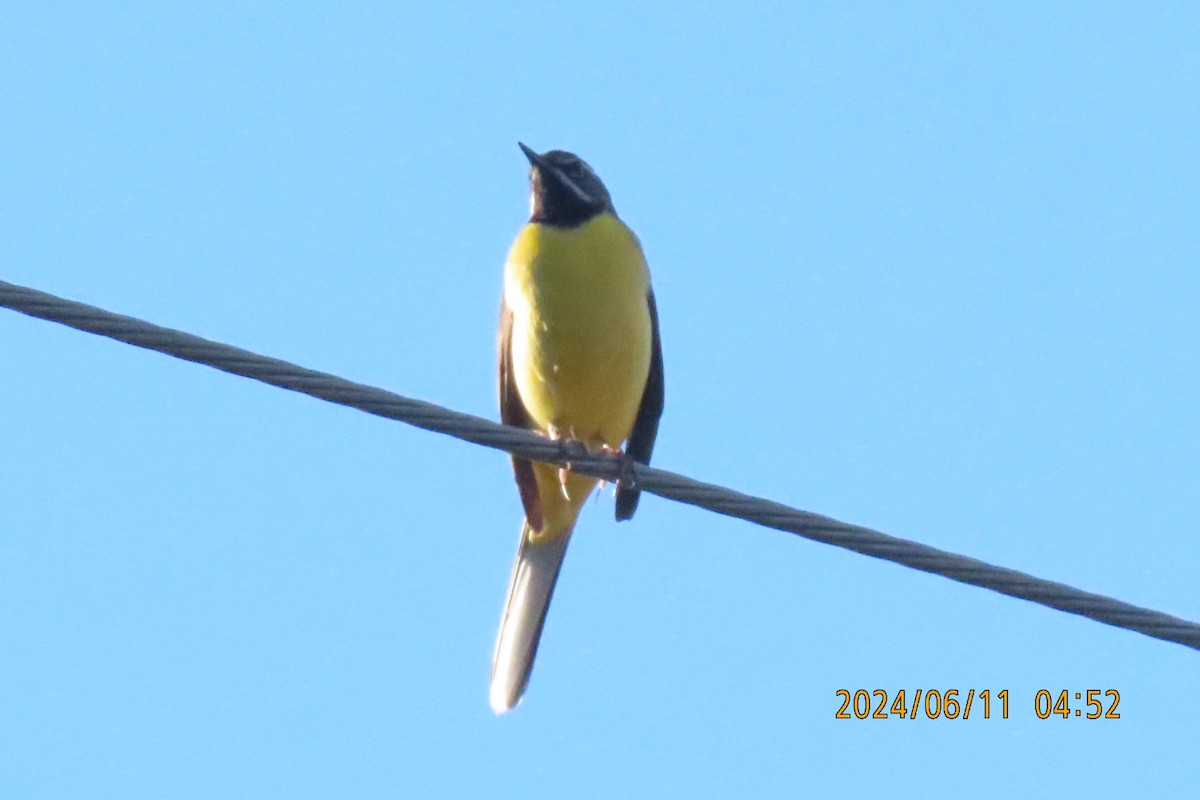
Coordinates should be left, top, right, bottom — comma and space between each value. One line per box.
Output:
548, 436, 632, 497
553, 436, 588, 501
614, 450, 637, 491
595, 445, 634, 493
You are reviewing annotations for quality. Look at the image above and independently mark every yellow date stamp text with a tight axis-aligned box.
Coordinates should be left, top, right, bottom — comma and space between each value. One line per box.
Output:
834, 689, 1121, 720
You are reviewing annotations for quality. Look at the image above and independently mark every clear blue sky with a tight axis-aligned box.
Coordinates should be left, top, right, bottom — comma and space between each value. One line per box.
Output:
3, 3, 1198, 797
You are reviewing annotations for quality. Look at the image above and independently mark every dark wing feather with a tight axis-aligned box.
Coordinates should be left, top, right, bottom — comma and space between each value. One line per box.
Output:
615, 288, 665, 521
499, 300, 543, 531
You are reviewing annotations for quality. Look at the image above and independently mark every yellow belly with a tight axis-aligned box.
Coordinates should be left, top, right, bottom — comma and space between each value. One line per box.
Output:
504, 213, 653, 451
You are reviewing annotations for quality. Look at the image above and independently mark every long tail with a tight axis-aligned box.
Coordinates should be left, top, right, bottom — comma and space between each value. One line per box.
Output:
490, 521, 572, 714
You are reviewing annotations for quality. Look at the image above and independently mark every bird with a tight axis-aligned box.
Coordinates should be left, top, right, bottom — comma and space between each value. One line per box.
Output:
491, 143, 665, 714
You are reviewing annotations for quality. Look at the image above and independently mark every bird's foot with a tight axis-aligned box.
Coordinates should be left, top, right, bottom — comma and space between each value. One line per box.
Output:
558, 466, 571, 501
613, 450, 638, 492
594, 444, 627, 491
551, 433, 589, 501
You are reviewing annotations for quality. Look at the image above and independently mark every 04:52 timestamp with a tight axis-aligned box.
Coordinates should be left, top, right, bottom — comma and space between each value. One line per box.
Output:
1034, 689, 1121, 720
835, 689, 1121, 720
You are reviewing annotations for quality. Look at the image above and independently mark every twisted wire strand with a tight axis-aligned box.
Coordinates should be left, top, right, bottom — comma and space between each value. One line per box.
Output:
3, 278, 1197, 650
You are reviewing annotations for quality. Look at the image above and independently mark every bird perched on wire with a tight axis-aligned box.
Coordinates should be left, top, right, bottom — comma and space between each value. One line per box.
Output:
491, 143, 665, 713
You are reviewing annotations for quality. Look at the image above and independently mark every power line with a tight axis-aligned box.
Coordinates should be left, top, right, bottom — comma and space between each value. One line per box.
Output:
3, 277, 1198, 651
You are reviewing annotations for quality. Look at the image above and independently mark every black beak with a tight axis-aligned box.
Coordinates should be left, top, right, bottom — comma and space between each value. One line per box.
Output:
517, 141, 592, 205
518, 142, 543, 169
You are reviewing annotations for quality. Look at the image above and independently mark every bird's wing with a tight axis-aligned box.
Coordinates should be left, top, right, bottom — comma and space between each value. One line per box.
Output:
615, 288, 665, 521
499, 299, 543, 531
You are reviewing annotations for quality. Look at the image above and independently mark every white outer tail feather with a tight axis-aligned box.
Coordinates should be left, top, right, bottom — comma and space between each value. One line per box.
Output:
490, 522, 572, 714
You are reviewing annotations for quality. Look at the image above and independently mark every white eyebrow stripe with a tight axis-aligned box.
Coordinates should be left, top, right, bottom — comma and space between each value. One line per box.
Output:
554, 169, 594, 204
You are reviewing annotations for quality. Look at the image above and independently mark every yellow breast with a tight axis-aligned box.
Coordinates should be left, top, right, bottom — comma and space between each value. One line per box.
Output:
504, 213, 652, 450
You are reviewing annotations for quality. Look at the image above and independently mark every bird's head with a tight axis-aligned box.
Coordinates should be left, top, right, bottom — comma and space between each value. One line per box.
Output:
520, 143, 614, 226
